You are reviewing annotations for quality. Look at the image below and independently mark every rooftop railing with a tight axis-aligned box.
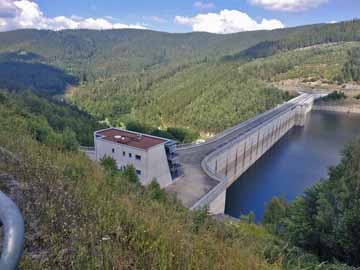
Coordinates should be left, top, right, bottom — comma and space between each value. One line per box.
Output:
0, 191, 24, 270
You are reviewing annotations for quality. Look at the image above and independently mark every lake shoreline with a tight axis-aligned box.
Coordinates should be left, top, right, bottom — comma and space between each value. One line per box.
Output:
312, 105, 360, 114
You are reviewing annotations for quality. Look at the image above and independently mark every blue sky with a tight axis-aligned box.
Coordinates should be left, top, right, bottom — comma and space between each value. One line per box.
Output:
0, 0, 359, 33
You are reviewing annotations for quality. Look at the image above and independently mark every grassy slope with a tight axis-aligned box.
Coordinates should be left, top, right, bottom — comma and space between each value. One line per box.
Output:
0, 93, 279, 270
0, 63, 354, 270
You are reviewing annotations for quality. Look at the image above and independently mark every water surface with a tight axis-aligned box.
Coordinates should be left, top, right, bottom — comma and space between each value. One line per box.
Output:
225, 110, 360, 221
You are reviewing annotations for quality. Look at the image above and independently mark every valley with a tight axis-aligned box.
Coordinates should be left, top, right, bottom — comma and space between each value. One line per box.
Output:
1, 18, 360, 270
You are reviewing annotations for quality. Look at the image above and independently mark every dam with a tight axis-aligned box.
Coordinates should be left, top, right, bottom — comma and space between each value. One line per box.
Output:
226, 110, 360, 221
166, 93, 321, 214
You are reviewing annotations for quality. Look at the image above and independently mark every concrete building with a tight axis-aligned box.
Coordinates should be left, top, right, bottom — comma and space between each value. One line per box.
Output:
94, 128, 179, 187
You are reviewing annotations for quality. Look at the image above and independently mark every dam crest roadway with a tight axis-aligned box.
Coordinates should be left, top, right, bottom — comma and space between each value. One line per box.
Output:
166, 93, 324, 214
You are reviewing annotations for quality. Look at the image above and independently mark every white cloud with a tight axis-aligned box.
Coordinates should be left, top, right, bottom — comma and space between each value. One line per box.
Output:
0, 0, 17, 17
193, 1, 215, 10
249, 0, 328, 12
0, 0, 146, 31
175, 9, 284, 34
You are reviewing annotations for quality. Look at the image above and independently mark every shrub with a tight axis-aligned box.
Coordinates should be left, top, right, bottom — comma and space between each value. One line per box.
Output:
100, 155, 117, 173
263, 196, 289, 233
322, 91, 347, 101
147, 179, 167, 203
167, 127, 200, 143
121, 165, 139, 183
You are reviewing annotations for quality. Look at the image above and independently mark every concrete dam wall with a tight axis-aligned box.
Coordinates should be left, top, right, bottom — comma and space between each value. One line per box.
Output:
188, 94, 315, 214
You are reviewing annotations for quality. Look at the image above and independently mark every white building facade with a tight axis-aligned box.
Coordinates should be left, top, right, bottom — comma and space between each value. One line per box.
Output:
94, 128, 178, 188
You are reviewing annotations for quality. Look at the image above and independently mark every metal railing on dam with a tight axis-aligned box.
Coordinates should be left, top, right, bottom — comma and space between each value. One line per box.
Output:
0, 191, 25, 270
175, 93, 318, 213
190, 157, 229, 210
178, 93, 313, 151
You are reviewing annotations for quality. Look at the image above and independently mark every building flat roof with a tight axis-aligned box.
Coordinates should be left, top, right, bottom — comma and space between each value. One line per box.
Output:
96, 128, 167, 150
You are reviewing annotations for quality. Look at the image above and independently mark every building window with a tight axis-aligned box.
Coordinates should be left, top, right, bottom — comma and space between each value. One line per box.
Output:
135, 155, 141, 161
123, 151, 126, 156
129, 153, 132, 158
136, 169, 141, 176
112, 148, 115, 153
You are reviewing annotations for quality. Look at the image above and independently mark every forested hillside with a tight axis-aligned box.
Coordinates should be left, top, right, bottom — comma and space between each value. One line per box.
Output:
1, 20, 360, 136
70, 41, 360, 133
224, 19, 360, 61
238, 42, 360, 84
0, 51, 79, 94
0, 90, 104, 146
0, 28, 286, 80
134, 62, 284, 132
68, 20, 360, 134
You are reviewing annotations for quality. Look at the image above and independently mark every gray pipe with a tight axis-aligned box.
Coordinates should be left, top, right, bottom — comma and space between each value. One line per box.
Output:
0, 191, 24, 270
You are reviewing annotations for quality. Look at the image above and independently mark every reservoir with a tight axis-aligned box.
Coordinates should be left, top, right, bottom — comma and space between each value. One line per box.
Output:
225, 110, 360, 222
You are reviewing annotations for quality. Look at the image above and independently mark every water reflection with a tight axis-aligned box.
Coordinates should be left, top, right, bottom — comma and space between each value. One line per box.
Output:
225, 111, 360, 222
